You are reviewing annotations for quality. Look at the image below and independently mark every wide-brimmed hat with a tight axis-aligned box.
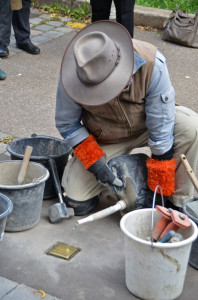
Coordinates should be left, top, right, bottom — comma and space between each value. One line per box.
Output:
61, 20, 134, 106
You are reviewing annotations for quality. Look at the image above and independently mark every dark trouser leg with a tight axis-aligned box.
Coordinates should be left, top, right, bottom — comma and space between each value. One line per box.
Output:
0, 0, 12, 47
12, 0, 31, 45
114, 0, 135, 37
90, 0, 112, 22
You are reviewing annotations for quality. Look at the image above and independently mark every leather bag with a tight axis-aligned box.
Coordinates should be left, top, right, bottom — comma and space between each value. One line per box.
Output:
162, 7, 198, 48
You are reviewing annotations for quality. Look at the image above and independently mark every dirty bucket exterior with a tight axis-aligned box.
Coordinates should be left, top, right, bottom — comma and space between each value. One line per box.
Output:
6, 134, 71, 199
0, 161, 49, 232
183, 197, 198, 270
120, 208, 198, 300
0, 193, 13, 243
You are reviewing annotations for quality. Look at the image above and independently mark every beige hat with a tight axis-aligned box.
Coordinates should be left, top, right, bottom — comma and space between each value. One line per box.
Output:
61, 20, 134, 106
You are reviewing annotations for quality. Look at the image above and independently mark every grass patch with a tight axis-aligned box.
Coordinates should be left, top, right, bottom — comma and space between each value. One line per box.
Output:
32, 0, 91, 21
136, 0, 197, 14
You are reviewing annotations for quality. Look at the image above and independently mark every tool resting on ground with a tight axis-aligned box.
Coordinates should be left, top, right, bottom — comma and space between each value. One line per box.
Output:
48, 157, 74, 223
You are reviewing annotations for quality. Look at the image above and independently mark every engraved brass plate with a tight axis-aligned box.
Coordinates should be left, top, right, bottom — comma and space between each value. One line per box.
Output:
46, 242, 80, 260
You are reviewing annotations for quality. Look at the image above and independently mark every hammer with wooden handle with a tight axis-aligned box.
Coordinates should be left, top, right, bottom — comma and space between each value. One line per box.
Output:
180, 154, 198, 193
17, 145, 33, 185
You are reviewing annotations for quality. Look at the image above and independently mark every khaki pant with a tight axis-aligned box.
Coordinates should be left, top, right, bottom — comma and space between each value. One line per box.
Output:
62, 106, 198, 208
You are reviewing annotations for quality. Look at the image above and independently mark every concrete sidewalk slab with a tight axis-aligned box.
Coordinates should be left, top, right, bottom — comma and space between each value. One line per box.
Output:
0, 277, 61, 300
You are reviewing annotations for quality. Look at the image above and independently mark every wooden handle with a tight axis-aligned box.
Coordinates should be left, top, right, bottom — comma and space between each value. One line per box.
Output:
17, 145, 33, 185
180, 154, 198, 193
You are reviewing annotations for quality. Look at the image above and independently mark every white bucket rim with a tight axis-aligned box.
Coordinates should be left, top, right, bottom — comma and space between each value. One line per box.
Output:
0, 160, 49, 189
120, 208, 198, 249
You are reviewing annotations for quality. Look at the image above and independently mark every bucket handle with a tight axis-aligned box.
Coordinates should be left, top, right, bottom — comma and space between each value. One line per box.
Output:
150, 185, 165, 248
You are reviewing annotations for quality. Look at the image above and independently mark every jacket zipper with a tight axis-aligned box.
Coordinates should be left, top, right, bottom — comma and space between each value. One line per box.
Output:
115, 98, 132, 137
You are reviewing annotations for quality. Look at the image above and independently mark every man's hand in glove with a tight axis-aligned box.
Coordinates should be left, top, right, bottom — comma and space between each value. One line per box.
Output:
73, 134, 122, 187
146, 146, 176, 197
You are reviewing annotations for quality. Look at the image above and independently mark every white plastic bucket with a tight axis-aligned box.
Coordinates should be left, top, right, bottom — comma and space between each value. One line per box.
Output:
120, 208, 198, 300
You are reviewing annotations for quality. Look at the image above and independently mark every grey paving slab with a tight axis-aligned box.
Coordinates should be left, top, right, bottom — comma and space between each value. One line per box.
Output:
30, 29, 43, 37
43, 30, 64, 39
31, 35, 52, 44
0, 277, 18, 298
34, 24, 55, 31
46, 21, 64, 27
0, 143, 7, 154
29, 17, 43, 25
55, 27, 75, 33
0, 278, 62, 300
60, 17, 72, 22
39, 14, 51, 20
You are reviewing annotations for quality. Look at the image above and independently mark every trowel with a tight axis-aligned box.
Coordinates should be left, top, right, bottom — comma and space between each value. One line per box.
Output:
77, 153, 151, 225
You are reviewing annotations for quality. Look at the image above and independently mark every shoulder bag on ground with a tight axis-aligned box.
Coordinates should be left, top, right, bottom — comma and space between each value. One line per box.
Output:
162, 7, 198, 48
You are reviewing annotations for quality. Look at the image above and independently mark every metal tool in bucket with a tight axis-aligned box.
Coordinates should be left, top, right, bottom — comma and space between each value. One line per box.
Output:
150, 185, 191, 247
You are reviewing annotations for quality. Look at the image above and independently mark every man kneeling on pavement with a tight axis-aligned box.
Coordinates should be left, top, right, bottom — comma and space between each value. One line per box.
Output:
55, 21, 198, 216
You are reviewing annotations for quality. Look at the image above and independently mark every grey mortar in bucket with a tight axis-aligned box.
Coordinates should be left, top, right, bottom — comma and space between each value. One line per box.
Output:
0, 193, 13, 243
0, 160, 49, 232
6, 134, 71, 199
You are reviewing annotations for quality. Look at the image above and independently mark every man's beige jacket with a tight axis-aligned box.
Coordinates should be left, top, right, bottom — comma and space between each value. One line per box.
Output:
10, 0, 22, 10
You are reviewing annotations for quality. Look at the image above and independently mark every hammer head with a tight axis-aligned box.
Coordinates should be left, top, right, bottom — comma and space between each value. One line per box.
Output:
48, 203, 74, 223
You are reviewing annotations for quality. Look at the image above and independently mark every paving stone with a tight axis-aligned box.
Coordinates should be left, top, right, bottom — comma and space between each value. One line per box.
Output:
43, 31, 64, 38
0, 277, 18, 298
29, 17, 43, 25
0, 283, 58, 300
39, 14, 51, 20
60, 17, 72, 22
31, 35, 52, 44
34, 24, 55, 32
30, 29, 43, 37
55, 27, 75, 33
8, 44, 22, 52
46, 21, 64, 27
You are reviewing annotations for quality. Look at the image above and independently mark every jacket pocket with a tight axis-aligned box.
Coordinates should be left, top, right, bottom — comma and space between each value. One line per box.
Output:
161, 87, 175, 120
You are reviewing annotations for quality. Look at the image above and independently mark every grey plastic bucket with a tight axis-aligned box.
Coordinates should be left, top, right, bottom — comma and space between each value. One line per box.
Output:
120, 208, 198, 300
183, 197, 198, 270
6, 134, 71, 199
0, 160, 49, 232
0, 193, 13, 243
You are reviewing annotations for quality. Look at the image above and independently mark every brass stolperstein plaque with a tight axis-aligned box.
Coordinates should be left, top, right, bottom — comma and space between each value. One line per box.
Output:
46, 242, 80, 260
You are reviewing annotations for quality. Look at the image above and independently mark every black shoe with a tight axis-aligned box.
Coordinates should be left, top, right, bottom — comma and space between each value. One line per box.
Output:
0, 45, 9, 58
17, 41, 40, 55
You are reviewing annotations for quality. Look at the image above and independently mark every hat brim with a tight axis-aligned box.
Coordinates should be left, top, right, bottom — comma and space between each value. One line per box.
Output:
61, 21, 134, 106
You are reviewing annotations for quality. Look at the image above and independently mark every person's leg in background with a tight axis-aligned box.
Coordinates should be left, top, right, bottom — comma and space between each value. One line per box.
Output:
90, 0, 112, 22
0, 0, 12, 57
12, 0, 40, 54
114, 0, 135, 37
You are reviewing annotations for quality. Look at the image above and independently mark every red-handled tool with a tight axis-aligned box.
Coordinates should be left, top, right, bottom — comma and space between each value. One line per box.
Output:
159, 210, 191, 240
152, 206, 172, 241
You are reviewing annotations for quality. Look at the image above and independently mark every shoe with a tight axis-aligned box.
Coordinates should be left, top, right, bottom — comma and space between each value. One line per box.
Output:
0, 45, 9, 58
17, 40, 40, 55
0, 69, 6, 80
